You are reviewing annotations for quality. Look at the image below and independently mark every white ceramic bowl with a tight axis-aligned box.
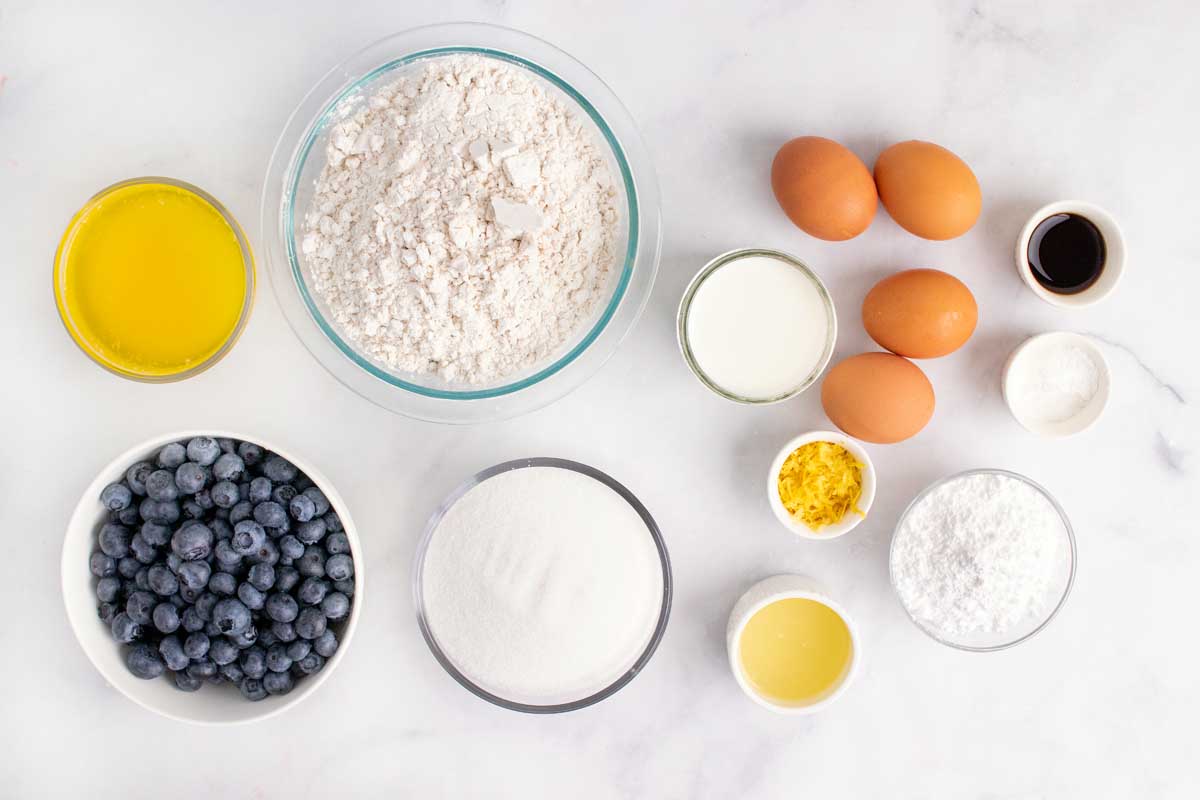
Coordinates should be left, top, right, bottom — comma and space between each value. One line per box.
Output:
726, 575, 860, 714
1014, 200, 1124, 308
767, 431, 876, 539
62, 430, 364, 725
1002, 332, 1111, 437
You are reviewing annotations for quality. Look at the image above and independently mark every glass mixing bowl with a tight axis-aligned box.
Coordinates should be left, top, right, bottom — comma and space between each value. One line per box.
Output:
260, 23, 662, 423
889, 469, 1077, 651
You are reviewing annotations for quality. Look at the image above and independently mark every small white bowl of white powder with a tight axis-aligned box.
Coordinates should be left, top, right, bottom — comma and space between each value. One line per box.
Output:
889, 469, 1076, 651
1003, 331, 1111, 437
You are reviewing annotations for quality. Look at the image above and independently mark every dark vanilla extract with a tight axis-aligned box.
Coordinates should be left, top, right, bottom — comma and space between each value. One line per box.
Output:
1027, 213, 1106, 295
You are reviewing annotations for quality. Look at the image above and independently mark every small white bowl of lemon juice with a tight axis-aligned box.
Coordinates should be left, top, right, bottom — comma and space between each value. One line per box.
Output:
726, 575, 859, 713
678, 249, 837, 404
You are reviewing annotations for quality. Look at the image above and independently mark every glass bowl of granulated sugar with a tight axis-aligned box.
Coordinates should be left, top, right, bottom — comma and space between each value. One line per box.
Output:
261, 23, 662, 423
889, 469, 1077, 651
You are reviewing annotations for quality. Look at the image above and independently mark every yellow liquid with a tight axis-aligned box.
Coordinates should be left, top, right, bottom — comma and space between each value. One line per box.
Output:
738, 597, 853, 705
55, 182, 249, 377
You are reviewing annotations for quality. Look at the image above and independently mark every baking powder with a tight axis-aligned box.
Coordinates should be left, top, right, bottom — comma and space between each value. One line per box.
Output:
1008, 340, 1102, 425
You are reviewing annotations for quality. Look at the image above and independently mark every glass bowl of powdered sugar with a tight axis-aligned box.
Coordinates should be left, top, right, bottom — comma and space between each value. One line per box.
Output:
261, 23, 661, 423
889, 469, 1076, 651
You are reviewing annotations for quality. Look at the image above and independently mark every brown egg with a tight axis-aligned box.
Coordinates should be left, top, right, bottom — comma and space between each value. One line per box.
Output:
771, 136, 877, 241
862, 269, 978, 358
873, 141, 981, 240
821, 353, 935, 444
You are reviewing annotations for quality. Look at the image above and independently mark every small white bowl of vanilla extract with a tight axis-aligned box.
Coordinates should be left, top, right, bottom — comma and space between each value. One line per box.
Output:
1015, 200, 1124, 308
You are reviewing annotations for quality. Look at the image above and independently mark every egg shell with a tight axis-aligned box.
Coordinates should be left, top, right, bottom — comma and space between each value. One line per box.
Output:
873, 141, 981, 240
821, 352, 935, 444
771, 137, 877, 241
862, 269, 978, 358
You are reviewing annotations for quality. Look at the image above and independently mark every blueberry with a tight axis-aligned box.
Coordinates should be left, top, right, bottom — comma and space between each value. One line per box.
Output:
297, 577, 329, 606
278, 535, 305, 560
155, 442, 186, 469
237, 441, 264, 467
252, 540, 280, 566
229, 501, 253, 524
240, 677, 268, 701
240, 647, 267, 678
96, 576, 121, 602
298, 546, 325, 577
321, 592, 351, 621
248, 477, 272, 504
130, 533, 157, 564
209, 518, 233, 541
193, 489, 214, 510
126, 461, 154, 495
152, 602, 180, 633
117, 556, 140, 579
100, 482, 133, 511
293, 518, 324, 545
187, 660, 218, 680
171, 523, 213, 561
265, 593, 298, 623
195, 592, 219, 621
175, 558, 208, 588
147, 565, 178, 596
186, 437, 221, 467
214, 538, 243, 570
262, 455, 298, 483
181, 607, 204, 633
209, 572, 237, 596
134, 567, 150, 591
296, 652, 326, 675
325, 554, 354, 582
97, 602, 118, 625
324, 531, 350, 555
271, 621, 297, 642
98, 523, 131, 558
212, 452, 244, 482
114, 505, 141, 526
262, 670, 294, 696
211, 480, 239, 509
169, 593, 187, 608
301, 487, 331, 517
288, 493, 316, 523
175, 462, 207, 494
183, 632, 210, 660
154, 635, 187, 670
90, 552, 116, 577
323, 512, 343, 533
220, 662, 244, 683
237, 481, 251, 501
275, 566, 300, 593
125, 591, 156, 625
272, 484, 298, 506
279, 557, 294, 568
173, 670, 203, 692
284, 638, 310, 660
140, 521, 171, 546
145, 469, 179, 502
126, 644, 165, 679
237, 582, 266, 610
232, 520, 266, 555
265, 644, 292, 673
312, 629, 338, 658
213, 507, 230, 522
216, 437, 236, 454
295, 607, 327, 640
181, 499, 203, 520
212, 598, 251, 634
110, 612, 141, 643
139, 498, 180, 525
253, 501, 287, 530
229, 624, 259, 648
208, 637, 238, 666
257, 627, 279, 647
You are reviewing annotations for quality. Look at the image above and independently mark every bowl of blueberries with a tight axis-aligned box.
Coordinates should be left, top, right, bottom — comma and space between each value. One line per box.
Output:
62, 431, 363, 724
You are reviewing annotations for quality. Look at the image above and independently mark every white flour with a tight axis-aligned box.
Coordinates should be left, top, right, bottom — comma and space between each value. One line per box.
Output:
421, 466, 663, 704
891, 473, 1064, 639
301, 55, 620, 384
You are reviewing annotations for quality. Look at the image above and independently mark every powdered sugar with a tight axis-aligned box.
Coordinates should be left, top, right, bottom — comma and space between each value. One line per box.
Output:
301, 54, 620, 384
891, 472, 1065, 639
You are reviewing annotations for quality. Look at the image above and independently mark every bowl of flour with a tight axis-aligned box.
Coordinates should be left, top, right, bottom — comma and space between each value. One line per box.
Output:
261, 23, 661, 422
889, 469, 1076, 651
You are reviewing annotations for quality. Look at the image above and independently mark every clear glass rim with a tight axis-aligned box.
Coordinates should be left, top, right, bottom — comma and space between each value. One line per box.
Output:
277, 35, 639, 401
52, 176, 256, 383
888, 468, 1078, 652
412, 457, 673, 713
676, 248, 837, 404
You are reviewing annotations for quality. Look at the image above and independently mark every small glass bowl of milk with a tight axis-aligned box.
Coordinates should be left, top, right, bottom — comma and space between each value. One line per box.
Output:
677, 249, 837, 403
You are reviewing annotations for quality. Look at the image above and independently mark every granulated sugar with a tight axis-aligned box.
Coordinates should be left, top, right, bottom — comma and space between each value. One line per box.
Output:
891, 472, 1065, 639
420, 466, 663, 705
301, 55, 620, 384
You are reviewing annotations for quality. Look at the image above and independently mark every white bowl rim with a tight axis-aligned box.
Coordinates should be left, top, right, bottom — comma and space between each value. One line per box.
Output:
1014, 200, 1125, 308
61, 429, 364, 726
1001, 331, 1111, 437
726, 575, 860, 714
766, 430, 876, 540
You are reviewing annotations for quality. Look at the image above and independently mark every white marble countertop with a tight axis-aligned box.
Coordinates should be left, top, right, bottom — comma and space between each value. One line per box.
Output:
3, 1, 1198, 797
